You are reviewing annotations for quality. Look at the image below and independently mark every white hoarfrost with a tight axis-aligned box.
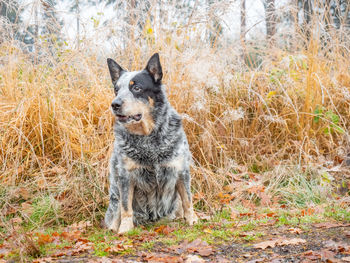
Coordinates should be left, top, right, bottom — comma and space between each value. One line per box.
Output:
223, 107, 245, 121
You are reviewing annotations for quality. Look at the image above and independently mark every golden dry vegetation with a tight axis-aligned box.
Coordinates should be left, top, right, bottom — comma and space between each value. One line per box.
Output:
1, 16, 350, 230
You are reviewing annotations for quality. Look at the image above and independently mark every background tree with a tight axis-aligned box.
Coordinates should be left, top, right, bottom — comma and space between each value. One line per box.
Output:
0, 0, 35, 50
240, 0, 246, 45
264, 0, 276, 45
67, 0, 81, 49
41, 0, 62, 47
207, 0, 223, 47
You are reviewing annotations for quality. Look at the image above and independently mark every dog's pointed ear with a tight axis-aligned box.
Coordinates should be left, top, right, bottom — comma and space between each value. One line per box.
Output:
145, 53, 162, 83
107, 58, 125, 84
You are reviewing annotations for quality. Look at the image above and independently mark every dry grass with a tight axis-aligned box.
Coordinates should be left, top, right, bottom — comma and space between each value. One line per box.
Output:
1, 10, 350, 229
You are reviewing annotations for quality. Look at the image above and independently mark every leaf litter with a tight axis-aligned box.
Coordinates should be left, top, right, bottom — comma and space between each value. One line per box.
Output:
3, 219, 350, 262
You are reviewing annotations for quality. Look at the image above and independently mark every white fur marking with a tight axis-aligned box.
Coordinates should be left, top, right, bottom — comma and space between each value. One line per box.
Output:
162, 156, 184, 171
109, 217, 120, 232
118, 216, 134, 234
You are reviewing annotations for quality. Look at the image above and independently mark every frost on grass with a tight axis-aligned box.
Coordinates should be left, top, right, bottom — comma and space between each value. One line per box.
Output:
223, 107, 245, 121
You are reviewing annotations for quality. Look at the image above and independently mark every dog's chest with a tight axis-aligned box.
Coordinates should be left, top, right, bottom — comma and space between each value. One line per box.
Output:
119, 134, 181, 165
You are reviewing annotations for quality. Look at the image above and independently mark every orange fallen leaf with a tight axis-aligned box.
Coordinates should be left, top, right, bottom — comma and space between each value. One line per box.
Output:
143, 253, 183, 263
60, 230, 81, 241
288, 227, 302, 234
36, 233, 53, 246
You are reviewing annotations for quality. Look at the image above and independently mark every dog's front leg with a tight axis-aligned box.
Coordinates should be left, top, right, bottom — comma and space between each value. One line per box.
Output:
177, 170, 198, 225
117, 174, 135, 234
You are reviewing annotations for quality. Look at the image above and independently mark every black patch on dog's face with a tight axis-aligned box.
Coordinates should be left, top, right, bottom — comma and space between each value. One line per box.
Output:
107, 58, 125, 85
129, 70, 165, 106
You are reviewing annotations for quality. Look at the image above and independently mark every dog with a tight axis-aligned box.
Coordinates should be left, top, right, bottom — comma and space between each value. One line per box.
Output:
104, 53, 198, 234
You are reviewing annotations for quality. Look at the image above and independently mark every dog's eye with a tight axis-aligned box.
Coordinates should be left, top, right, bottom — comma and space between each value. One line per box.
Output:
132, 85, 141, 92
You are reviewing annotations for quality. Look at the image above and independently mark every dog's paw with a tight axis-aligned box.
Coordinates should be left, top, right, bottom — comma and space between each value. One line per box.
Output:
107, 217, 120, 232
185, 212, 198, 226
118, 216, 134, 234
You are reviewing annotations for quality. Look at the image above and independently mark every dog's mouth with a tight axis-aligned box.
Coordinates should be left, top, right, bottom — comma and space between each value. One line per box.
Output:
116, 114, 142, 123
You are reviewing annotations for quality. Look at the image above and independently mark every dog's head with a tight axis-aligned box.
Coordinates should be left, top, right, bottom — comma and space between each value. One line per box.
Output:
107, 53, 164, 136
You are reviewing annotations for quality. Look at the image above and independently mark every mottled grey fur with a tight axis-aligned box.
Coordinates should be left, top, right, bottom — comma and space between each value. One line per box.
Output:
104, 53, 197, 233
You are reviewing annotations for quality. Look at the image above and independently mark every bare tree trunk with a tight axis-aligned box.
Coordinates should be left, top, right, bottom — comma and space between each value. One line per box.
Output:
302, 0, 312, 45
290, 0, 300, 51
265, 0, 276, 46
34, 0, 39, 54
240, 0, 246, 45
129, 0, 136, 42
127, 0, 136, 68
76, 0, 79, 49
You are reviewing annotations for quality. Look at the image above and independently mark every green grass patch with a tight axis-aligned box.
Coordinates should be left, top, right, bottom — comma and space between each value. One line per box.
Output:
212, 209, 232, 221
141, 241, 155, 250
28, 195, 62, 228
126, 227, 143, 237
324, 206, 350, 221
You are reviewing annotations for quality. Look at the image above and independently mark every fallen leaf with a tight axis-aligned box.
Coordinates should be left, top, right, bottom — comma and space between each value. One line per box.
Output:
303, 249, 336, 261
187, 239, 214, 257
36, 233, 53, 246
303, 250, 321, 260
155, 225, 175, 235
69, 241, 94, 255
172, 239, 214, 257
324, 240, 350, 253
9, 217, 22, 225
60, 230, 81, 241
143, 252, 184, 263
258, 191, 272, 206
32, 257, 54, 263
278, 238, 307, 246
253, 240, 277, 249
105, 240, 133, 254
300, 208, 315, 216
15, 187, 30, 200
185, 255, 204, 263
239, 231, 255, 237
21, 202, 33, 216
253, 237, 306, 249
313, 222, 350, 229
66, 221, 92, 232
4, 205, 17, 216
288, 227, 302, 234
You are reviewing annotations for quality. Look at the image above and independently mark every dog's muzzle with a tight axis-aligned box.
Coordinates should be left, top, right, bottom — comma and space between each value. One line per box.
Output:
116, 114, 142, 123
111, 99, 142, 123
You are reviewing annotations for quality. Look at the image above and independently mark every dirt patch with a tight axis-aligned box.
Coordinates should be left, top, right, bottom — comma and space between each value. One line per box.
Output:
86, 224, 350, 262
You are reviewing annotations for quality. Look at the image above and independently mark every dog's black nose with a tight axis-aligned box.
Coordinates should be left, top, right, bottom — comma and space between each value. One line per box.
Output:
111, 99, 123, 111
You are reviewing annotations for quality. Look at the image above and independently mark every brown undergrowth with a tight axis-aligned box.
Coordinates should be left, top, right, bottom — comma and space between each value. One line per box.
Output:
1, 30, 350, 230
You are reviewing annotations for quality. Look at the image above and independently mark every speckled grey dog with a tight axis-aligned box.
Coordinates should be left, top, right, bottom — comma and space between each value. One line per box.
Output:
104, 53, 198, 234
